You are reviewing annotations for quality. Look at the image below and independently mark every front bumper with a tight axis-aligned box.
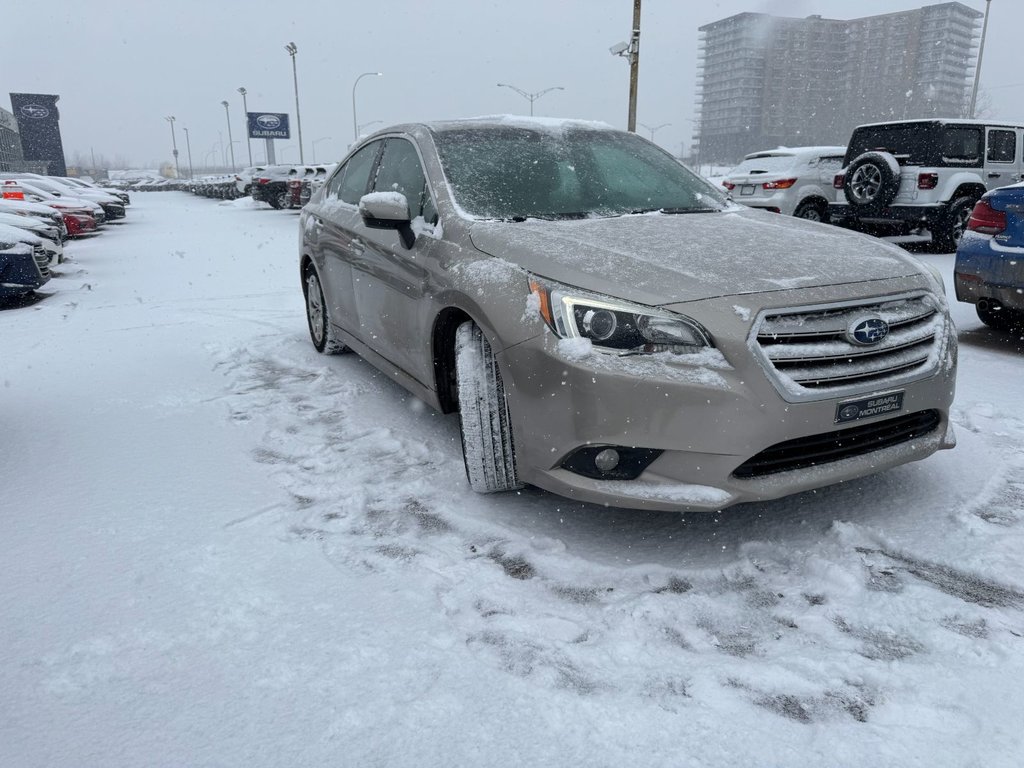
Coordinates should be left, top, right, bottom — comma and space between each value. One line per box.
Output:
499, 288, 957, 512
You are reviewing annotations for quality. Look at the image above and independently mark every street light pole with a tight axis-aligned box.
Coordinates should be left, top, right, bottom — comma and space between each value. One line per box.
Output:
496, 83, 565, 116
221, 101, 236, 171
969, 0, 993, 118
639, 122, 671, 142
165, 116, 180, 178
237, 87, 253, 166
312, 136, 332, 163
285, 42, 304, 163
352, 72, 382, 143
182, 126, 194, 179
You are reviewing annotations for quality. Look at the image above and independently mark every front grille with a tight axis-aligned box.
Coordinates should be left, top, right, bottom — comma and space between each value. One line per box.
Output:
752, 293, 945, 401
32, 245, 50, 279
732, 409, 941, 478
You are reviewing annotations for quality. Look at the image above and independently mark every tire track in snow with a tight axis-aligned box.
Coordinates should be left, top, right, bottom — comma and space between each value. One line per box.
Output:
212, 336, 1024, 726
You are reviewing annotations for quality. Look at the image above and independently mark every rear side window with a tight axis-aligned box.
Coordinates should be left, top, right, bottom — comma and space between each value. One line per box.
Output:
941, 128, 982, 164
816, 155, 845, 172
987, 130, 1016, 163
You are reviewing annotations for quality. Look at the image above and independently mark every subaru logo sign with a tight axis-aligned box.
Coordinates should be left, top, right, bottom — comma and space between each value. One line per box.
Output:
20, 104, 50, 119
847, 316, 890, 346
256, 114, 281, 130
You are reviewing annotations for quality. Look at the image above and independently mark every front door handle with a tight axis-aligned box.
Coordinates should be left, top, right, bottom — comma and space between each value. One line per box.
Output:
987, 172, 1002, 178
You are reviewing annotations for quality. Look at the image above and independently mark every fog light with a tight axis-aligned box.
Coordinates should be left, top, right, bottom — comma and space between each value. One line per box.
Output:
594, 448, 620, 472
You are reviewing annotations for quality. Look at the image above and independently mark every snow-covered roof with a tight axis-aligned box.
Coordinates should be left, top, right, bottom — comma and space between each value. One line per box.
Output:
743, 145, 846, 159
855, 118, 1024, 130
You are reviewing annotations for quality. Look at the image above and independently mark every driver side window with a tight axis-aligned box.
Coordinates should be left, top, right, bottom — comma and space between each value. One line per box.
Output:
372, 138, 436, 222
329, 140, 382, 204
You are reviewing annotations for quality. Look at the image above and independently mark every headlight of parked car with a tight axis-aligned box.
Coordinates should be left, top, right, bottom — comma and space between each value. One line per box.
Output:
529, 278, 712, 355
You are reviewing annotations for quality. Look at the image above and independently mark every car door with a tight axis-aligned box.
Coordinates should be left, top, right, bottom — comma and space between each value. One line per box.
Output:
984, 127, 1017, 191
350, 136, 439, 383
308, 140, 383, 339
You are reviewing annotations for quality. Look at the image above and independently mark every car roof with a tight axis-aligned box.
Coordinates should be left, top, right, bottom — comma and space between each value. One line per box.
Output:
855, 118, 1024, 130
742, 145, 847, 159
359, 115, 618, 141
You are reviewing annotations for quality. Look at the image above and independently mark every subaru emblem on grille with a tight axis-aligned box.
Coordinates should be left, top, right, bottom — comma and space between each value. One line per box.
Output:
847, 316, 889, 346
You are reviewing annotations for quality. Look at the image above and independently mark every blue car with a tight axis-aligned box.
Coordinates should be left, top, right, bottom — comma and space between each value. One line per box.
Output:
954, 182, 1024, 331
0, 237, 49, 302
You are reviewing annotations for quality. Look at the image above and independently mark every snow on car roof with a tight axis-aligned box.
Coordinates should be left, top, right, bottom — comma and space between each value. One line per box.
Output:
856, 118, 1024, 129
743, 145, 846, 159
425, 115, 616, 133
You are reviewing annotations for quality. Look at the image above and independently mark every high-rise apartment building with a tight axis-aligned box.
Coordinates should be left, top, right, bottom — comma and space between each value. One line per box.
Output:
694, 2, 982, 162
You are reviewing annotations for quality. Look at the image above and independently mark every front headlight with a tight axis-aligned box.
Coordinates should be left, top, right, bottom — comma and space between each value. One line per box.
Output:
529, 278, 712, 355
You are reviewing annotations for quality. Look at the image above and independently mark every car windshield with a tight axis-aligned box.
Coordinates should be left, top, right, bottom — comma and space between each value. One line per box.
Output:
433, 125, 728, 220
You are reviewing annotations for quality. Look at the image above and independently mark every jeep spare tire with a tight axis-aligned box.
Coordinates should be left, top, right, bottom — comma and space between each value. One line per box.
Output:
843, 151, 901, 210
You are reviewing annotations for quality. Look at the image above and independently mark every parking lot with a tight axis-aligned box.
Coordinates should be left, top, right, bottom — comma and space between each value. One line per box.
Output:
2, 192, 1023, 767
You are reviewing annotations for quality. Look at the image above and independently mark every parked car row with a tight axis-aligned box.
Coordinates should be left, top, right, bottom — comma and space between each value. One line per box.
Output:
721, 118, 1024, 252
249, 164, 335, 209
1, 174, 130, 302
190, 174, 244, 200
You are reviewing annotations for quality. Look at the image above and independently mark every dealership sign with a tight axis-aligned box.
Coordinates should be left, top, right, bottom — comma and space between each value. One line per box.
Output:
9, 93, 67, 176
247, 112, 290, 139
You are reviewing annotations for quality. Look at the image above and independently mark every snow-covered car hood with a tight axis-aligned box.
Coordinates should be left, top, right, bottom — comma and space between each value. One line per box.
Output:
0, 222, 43, 246
469, 207, 922, 305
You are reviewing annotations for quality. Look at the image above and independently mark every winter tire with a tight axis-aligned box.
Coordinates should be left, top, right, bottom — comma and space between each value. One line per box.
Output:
931, 196, 977, 253
976, 303, 1024, 332
304, 265, 348, 354
455, 321, 522, 494
793, 199, 829, 223
843, 151, 901, 211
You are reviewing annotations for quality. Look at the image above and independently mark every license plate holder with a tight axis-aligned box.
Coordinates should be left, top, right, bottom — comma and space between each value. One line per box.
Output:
835, 391, 904, 424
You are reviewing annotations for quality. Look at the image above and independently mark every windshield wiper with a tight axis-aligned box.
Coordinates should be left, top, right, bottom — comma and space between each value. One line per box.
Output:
631, 207, 721, 215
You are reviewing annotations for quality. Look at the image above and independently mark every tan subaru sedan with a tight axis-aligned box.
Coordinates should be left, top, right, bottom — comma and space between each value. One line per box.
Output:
299, 117, 956, 512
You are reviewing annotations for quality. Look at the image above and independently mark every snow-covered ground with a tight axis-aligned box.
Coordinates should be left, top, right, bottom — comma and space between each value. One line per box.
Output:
2, 193, 1023, 767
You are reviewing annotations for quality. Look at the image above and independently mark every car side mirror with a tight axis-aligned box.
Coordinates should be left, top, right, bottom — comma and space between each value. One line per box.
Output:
359, 191, 415, 249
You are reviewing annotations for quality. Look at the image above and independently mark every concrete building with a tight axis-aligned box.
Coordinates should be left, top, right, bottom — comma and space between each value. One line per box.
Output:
0, 106, 25, 172
694, 2, 982, 163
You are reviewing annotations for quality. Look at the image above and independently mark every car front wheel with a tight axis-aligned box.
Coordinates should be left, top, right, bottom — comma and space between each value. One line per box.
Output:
455, 322, 522, 493
304, 266, 348, 354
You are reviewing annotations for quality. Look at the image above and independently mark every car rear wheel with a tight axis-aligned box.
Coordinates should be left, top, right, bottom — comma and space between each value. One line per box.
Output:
455, 322, 522, 494
931, 196, 977, 252
977, 303, 1024, 332
843, 151, 901, 211
304, 266, 348, 354
794, 199, 829, 223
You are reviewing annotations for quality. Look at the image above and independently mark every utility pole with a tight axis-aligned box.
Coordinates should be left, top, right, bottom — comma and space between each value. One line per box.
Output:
969, 0, 993, 118
627, 0, 642, 132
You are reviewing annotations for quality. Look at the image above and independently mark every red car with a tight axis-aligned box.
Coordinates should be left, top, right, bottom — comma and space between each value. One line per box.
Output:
59, 207, 98, 237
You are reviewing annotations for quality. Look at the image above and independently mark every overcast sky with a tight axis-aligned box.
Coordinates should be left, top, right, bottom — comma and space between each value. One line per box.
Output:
4, 0, 1020, 170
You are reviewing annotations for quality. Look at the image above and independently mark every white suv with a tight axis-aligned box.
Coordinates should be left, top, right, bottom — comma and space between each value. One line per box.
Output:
830, 119, 1024, 250
721, 146, 846, 222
